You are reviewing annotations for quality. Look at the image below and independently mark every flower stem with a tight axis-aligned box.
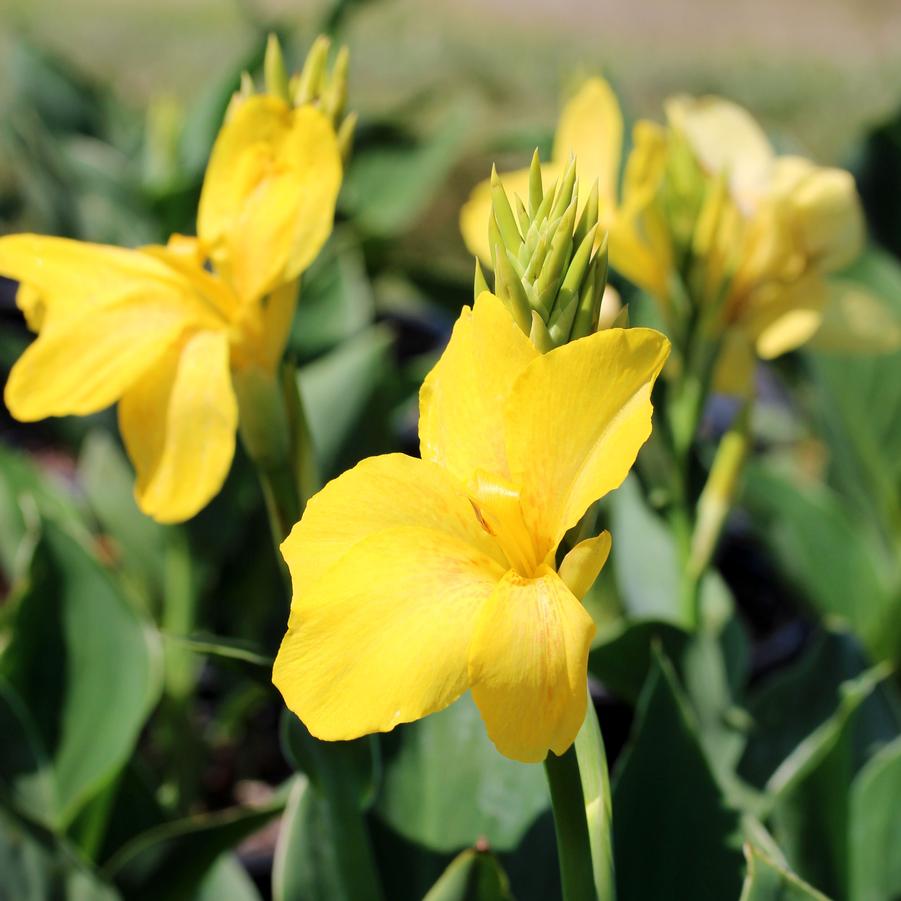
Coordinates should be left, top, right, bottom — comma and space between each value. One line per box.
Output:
545, 742, 598, 901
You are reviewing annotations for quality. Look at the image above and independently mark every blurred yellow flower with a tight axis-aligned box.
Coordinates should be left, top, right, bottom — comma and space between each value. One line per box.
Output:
463, 82, 867, 392
273, 292, 669, 762
1, 92, 342, 523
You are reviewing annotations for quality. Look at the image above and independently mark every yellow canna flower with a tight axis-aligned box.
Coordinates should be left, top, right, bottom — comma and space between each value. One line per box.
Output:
273, 292, 669, 762
1, 67, 343, 523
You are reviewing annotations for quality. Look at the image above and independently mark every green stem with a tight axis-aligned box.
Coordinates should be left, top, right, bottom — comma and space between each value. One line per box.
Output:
545, 743, 598, 901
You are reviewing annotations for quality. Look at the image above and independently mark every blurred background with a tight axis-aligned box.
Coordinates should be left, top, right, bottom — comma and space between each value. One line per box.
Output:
1, 1, 900, 899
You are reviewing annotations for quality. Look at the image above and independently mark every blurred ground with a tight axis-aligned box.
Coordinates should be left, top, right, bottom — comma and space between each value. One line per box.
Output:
1, 0, 900, 163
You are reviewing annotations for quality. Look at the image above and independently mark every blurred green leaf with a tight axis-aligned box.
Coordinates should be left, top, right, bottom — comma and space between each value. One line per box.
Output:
279, 716, 384, 901
0, 522, 163, 829
197, 853, 261, 901
739, 630, 901, 791
103, 795, 285, 901
375, 695, 549, 855
0, 804, 120, 901
299, 324, 394, 472
743, 463, 899, 661
739, 843, 829, 901
608, 476, 683, 624
766, 665, 889, 898
342, 101, 473, 236
423, 848, 513, 901
848, 735, 901, 901
612, 649, 744, 901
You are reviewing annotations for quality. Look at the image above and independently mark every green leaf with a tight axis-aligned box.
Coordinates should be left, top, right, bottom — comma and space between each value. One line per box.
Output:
197, 854, 261, 901
0, 804, 120, 901
766, 665, 889, 898
608, 476, 683, 624
0, 522, 163, 829
299, 325, 395, 474
342, 101, 472, 236
103, 796, 285, 901
739, 843, 829, 901
848, 735, 901, 901
742, 464, 898, 661
374, 695, 549, 855
423, 848, 513, 901
612, 649, 744, 901
279, 715, 384, 901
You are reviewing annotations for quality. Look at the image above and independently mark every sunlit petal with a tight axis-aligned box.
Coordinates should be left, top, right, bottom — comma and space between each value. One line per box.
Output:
558, 531, 612, 600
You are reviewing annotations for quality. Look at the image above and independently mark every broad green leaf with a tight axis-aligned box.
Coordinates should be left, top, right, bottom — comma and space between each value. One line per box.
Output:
77, 430, 168, 605
423, 848, 513, 901
612, 649, 744, 901
299, 325, 395, 475
279, 715, 384, 901
103, 795, 285, 901
292, 235, 375, 356
0, 522, 163, 828
374, 694, 549, 855
739, 630, 901, 790
197, 853, 261, 901
767, 665, 889, 898
848, 735, 901, 901
608, 475, 682, 624
342, 101, 472, 237
739, 843, 829, 901
0, 804, 120, 901
743, 464, 899, 662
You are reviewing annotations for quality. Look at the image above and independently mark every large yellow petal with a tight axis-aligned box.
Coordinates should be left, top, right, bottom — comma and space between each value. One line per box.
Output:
469, 566, 595, 763
505, 327, 670, 549
553, 76, 623, 211
274, 525, 503, 741
0, 234, 221, 330
281, 452, 507, 597
198, 98, 342, 302
459, 163, 563, 264
5, 300, 194, 422
665, 95, 773, 211
419, 292, 538, 485
118, 329, 237, 523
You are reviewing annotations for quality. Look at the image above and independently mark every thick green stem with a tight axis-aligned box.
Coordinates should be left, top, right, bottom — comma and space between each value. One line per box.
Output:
545, 743, 598, 901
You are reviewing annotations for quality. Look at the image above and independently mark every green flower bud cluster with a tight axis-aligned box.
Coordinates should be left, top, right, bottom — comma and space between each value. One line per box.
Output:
240, 35, 356, 163
475, 150, 609, 350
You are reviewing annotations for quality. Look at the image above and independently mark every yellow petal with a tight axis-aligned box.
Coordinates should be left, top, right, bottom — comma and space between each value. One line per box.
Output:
558, 531, 612, 600
281, 452, 507, 596
419, 292, 538, 485
665, 95, 773, 210
198, 97, 341, 302
505, 327, 670, 548
742, 271, 828, 359
459, 164, 562, 264
469, 566, 595, 762
553, 77, 623, 210
0, 234, 220, 330
274, 525, 503, 741
5, 300, 193, 422
118, 329, 237, 523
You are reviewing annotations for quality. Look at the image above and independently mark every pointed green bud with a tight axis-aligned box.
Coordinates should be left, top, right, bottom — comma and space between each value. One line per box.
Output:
337, 111, 357, 165
264, 34, 290, 101
473, 151, 612, 350
474, 258, 490, 301
529, 311, 555, 353
295, 35, 331, 106
528, 149, 543, 217
490, 167, 523, 255
240, 70, 255, 98
493, 244, 533, 334
322, 45, 349, 125
573, 179, 599, 248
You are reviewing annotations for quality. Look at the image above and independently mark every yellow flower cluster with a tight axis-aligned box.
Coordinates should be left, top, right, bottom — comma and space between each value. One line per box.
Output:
461, 79, 864, 392
0, 39, 346, 522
